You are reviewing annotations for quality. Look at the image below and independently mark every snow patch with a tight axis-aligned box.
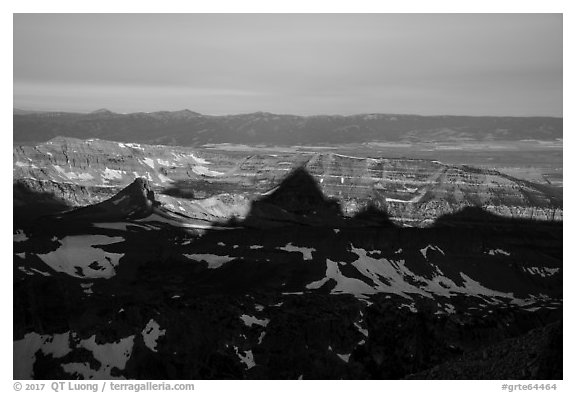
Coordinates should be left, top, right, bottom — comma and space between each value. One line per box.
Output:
80, 283, 93, 295
16, 161, 38, 168
30, 268, 51, 277
142, 158, 155, 169
278, 243, 315, 260
103, 167, 123, 180
234, 347, 255, 369
14, 229, 28, 242
487, 248, 511, 256
53, 165, 93, 181
157, 173, 173, 183
240, 314, 270, 328
260, 186, 279, 196
522, 267, 560, 278
141, 319, 166, 353
337, 353, 351, 363
192, 165, 224, 177
385, 197, 412, 203
420, 244, 445, 259
190, 153, 209, 165
354, 322, 368, 338
185, 253, 235, 269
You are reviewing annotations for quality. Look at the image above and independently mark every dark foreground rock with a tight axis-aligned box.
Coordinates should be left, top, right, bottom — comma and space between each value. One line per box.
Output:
13, 175, 563, 380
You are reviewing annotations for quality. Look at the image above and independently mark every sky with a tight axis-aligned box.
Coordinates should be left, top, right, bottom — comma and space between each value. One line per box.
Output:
13, 13, 562, 116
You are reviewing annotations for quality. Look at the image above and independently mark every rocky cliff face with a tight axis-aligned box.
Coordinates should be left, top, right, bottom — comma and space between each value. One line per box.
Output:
13, 137, 226, 187
14, 137, 562, 226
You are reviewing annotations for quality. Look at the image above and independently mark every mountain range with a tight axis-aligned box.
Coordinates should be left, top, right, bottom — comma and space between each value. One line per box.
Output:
12, 110, 563, 380
13, 109, 562, 146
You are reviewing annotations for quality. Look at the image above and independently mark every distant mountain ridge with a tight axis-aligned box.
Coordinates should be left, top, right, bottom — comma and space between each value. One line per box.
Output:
13, 108, 562, 146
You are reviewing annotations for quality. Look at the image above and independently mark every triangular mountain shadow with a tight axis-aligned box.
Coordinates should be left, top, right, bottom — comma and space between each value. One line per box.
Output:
56, 177, 159, 222
239, 167, 347, 227
226, 167, 400, 228
258, 167, 340, 214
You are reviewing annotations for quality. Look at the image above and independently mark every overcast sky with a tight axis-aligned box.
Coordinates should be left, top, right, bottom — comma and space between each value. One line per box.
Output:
13, 13, 562, 116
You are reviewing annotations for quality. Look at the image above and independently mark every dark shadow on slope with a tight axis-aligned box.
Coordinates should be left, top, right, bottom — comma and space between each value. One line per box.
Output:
432, 205, 563, 229
13, 181, 74, 227
161, 179, 256, 199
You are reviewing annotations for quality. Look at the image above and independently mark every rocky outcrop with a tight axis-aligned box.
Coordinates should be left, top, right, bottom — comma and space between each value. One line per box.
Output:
58, 178, 158, 221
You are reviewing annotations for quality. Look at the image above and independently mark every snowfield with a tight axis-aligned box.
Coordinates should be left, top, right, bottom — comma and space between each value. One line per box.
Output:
62, 335, 135, 379
14, 332, 72, 379
305, 246, 518, 301
36, 235, 125, 279
14, 331, 135, 379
